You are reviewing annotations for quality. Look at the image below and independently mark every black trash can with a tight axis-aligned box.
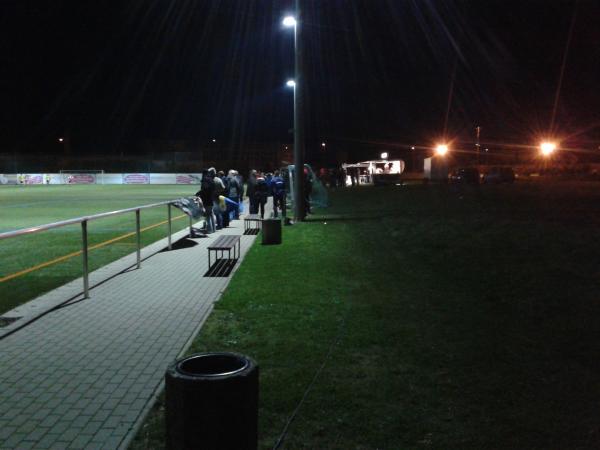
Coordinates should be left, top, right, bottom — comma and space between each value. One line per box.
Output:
261, 218, 282, 245
165, 352, 259, 450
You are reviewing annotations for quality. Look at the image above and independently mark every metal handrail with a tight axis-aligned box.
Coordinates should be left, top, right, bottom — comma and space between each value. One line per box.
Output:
0, 199, 192, 298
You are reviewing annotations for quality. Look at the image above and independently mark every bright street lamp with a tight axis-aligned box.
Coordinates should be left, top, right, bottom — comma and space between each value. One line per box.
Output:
286, 79, 296, 88
282, 16, 297, 28
380, 152, 388, 160
435, 144, 449, 156
540, 141, 557, 156
321, 142, 326, 148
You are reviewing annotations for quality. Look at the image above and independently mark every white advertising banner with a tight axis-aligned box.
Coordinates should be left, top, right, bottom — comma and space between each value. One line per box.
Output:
102, 174, 123, 185
0, 174, 18, 185
150, 173, 176, 185
122, 173, 150, 184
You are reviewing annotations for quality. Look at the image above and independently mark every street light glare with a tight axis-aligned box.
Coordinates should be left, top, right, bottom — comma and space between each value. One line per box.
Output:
321, 142, 326, 147
282, 16, 297, 27
435, 144, 449, 156
540, 142, 557, 156
381, 152, 388, 159
286, 79, 296, 87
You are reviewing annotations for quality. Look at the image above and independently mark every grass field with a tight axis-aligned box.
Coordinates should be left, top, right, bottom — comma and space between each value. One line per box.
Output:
132, 180, 600, 449
0, 184, 199, 315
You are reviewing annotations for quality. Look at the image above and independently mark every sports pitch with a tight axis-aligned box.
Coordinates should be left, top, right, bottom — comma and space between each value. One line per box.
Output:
0, 184, 199, 315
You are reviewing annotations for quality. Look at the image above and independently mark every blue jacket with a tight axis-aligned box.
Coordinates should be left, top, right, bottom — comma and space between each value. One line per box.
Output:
271, 176, 285, 197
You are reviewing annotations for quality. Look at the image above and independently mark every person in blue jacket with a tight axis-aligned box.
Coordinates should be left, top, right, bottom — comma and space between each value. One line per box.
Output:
271, 170, 286, 218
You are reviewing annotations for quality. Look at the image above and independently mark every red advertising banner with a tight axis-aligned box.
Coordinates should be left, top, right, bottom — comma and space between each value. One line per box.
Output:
176, 174, 201, 184
25, 174, 43, 184
66, 174, 96, 184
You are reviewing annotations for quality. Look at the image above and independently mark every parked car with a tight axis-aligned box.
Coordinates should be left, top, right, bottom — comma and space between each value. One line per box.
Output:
483, 166, 515, 184
449, 167, 480, 184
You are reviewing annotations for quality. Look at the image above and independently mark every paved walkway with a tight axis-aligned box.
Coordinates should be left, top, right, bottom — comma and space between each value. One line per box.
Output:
0, 205, 272, 449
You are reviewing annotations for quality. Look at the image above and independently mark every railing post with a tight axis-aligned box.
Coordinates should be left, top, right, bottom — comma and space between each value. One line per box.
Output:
136, 209, 141, 269
189, 214, 193, 238
168, 203, 172, 250
81, 220, 90, 298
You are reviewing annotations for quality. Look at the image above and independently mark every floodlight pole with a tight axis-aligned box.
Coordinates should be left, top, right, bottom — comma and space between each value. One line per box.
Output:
293, 1, 305, 222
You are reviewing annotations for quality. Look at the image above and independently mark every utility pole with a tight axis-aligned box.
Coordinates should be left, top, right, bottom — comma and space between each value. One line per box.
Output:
293, 0, 305, 222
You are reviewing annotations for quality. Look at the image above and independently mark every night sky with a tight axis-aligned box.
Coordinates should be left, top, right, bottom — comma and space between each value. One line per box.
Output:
1, 0, 598, 161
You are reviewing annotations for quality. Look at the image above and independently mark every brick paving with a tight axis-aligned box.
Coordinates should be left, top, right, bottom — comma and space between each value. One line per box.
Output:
0, 204, 274, 449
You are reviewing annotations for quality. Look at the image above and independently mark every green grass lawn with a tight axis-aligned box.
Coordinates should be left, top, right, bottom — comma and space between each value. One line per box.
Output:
132, 180, 600, 449
0, 185, 198, 314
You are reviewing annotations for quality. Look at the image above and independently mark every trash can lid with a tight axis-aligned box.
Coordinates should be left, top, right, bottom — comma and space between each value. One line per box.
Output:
176, 352, 250, 378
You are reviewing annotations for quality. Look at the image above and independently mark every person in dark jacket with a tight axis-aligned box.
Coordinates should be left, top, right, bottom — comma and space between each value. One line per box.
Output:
197, 169, 215, 233
271, 170, 286, 218
227, 170, 242, 219
218, 171, 230, 228
247, 170, 258, 214
254, 172, 269, 218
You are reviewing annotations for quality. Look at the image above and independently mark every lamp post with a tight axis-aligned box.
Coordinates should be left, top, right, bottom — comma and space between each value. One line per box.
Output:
283, 10, 305, 221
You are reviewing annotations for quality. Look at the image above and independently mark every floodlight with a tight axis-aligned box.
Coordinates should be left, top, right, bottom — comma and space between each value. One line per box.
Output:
540, 142, 557, 156
435, 144, 449, 156
282, 16, 297, 27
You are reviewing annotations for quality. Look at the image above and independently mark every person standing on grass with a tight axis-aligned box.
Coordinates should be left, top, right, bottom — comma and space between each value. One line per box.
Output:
247, 170, 258, 214
254, 172, 269, 219
271, 170, 286, 218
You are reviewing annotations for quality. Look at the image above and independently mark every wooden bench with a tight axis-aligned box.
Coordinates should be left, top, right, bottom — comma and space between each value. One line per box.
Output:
244, 214, 262, 234
207, 235, 241, 269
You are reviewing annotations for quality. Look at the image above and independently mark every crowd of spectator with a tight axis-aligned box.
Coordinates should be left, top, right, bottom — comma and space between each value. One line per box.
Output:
194, 167, 288, 234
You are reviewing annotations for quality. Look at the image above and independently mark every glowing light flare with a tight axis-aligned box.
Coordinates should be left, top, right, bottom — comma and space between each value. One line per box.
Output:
282, 16, 297, 27
286, 79, 296, 88
380, 152, 388, 159
435, 144, 449, 156
540, 142, 557, 156
58, 138, 64, 142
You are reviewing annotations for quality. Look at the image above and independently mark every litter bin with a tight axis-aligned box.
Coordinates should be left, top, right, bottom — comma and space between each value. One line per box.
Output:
165, 352, 259, 450
261, 218, 282, 245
